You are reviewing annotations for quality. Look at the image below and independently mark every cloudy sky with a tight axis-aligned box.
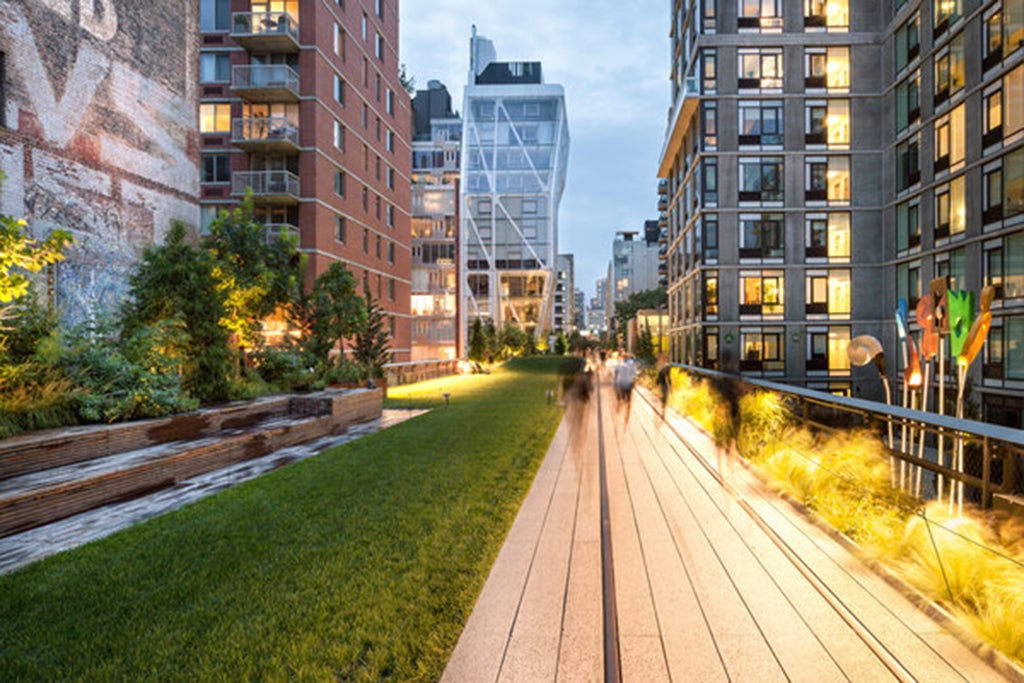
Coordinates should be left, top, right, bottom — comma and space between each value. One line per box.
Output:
399, 1, 669, 303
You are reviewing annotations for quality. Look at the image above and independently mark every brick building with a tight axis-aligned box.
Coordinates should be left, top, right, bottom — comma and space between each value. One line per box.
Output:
198, 0, 412, 361
0, 0, 200, 323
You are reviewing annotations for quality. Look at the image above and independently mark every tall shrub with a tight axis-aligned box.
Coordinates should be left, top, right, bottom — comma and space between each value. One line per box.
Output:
122, 222, 231, 402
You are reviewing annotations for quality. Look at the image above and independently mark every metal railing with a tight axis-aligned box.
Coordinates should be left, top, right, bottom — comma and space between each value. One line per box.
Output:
231, 117, 299, 147
231, 11, 299, 42
231, 170, 300, 198
231, 64, 300, 97
676, 364, 1024, 510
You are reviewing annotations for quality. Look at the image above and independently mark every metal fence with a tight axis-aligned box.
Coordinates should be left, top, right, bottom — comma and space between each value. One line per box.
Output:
676, 364, 1024, 510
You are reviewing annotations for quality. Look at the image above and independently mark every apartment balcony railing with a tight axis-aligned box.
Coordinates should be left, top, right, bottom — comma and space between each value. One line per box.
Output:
232, 170, 300, 204
264, 223, 300, 245
231, 11, 300, 52
231, 64, 300, 103
231, 117, 299, 154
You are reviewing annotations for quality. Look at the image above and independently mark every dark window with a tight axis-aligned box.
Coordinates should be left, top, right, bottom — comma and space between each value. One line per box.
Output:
202, 154, 231, 183
335, 215, 346, 243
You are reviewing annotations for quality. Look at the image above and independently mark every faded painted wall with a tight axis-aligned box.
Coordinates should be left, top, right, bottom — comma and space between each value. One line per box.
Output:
0, 0, 199, 323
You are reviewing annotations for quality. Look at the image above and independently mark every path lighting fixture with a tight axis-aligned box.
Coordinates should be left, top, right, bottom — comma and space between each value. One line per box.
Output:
847, 334, 895, 473
442, 392, 451, 408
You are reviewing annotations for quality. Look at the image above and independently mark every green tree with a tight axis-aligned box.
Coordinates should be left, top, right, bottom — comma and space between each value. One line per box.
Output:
613, 288, 667, 338
635, 322, 656, 366
352, 295, 391, 378
0, 177, 73, 328
204, 195, 305, 351
553, 331, 568, 355
122, 221, 231, 402
292, 262, 365, 368
468, 317, 488, 362
498, 323, 529, 359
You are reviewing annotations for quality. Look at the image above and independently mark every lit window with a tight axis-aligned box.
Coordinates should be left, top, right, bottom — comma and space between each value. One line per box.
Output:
984, 88, 1003, 147
740, 328, 785, 373
1005, 147, 1024, 218
705, 272, 718, 315
934, 104, 965, 173
739, 0, 782, 31
1008, 2, 1024, 56
805, 47, 849, 91
199, 103, 231, 132
807, 212, 850, 259
934, 34, 965, 106
805, 0, 848, 31
807, 270, 850, 316
935, 175, 966, 238
934, 0, 962, 37
1005, 63, 1024, 137
738, 49, 783, 89
805, 99, 850, 147
740, 270, 784, 315
808, 326, 851, 373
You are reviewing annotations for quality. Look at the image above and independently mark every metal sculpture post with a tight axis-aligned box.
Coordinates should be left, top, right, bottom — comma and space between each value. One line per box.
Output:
915, 295, 940, 497
929, 277, 950, 504
847, 335, 895, 484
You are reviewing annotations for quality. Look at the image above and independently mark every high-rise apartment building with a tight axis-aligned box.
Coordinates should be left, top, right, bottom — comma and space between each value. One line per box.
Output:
410, 81, 460, 361
198, 0, 411, 361
610, 226, 663, 304
555, 253, 575, 334
459, 28, 570, 350
659, 0, 1023, 427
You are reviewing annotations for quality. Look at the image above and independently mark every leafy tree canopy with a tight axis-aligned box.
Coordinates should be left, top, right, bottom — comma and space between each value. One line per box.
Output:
614, 288, 667, 333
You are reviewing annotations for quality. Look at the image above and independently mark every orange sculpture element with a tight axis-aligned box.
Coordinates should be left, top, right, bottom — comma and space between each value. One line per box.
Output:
958, 286, 995, 368
904, 331, 922, 387
915, 295, 939, 360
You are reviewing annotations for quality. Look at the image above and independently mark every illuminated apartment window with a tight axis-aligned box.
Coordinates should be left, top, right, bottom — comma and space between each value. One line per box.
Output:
984, 87, 1004, 148
738, 100, 783, 146
935, 175, 965, 239
740, 327, 785, 373
895, 13, 920, 72
739, 157, 784, 202
985, 10, 1003, 71
740, 213, 784, 259
1004, 147, 1024, 218
896, 135, 920, 191
805, 156, 849, 203
933, 33, 965, 107
896, 201, 921, 251
895, 72, 920, 131
740, 270, 784, 316
805, 47, 849, 91
807, 270, 851, 316
702, 102, 718, 149
805, 99, 850, 147
738, 49, 783, 89
934, 103, 965, 173
806, 212, 850, 259
703, 50, 717, 93
804, 0, 848, 31
199, 103, 231, 132
934, 0, 961, 38
1008, 0, 1024, 56
1006, 64, 1024, 138
704, 272, 718, 316
739, 0, 782, 31
807, 326, 851, 373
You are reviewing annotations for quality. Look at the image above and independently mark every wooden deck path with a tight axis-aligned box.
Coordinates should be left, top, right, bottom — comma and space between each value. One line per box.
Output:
442, 372, 1017, 682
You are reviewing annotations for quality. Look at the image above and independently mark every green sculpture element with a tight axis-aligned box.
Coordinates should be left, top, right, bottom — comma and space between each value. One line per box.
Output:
947, 289, 975, 357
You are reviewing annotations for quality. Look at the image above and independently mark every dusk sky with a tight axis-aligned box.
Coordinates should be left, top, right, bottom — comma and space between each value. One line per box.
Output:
400, 1, 668, 304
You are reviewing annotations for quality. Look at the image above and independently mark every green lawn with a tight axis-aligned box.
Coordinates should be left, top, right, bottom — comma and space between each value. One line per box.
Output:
0, 357, 564, 682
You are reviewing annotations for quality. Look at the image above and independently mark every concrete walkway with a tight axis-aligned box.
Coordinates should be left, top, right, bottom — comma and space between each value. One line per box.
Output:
442, 375, 1016, 682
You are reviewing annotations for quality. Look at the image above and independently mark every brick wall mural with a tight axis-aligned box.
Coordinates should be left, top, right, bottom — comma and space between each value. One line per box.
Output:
0, 0, 199, 323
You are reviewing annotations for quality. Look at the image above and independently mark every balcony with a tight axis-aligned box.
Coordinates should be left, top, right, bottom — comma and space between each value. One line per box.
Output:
657, 196, 668, 211
231, 117, 299, 154
232, 64, 300, 103
658, 75, 701, 178
231, 12, 299, 53
264, 222, 300, 245
232, 170, 300, 204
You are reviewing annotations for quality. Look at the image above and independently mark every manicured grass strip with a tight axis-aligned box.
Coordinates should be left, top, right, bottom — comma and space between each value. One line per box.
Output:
0, 357, 564, 682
